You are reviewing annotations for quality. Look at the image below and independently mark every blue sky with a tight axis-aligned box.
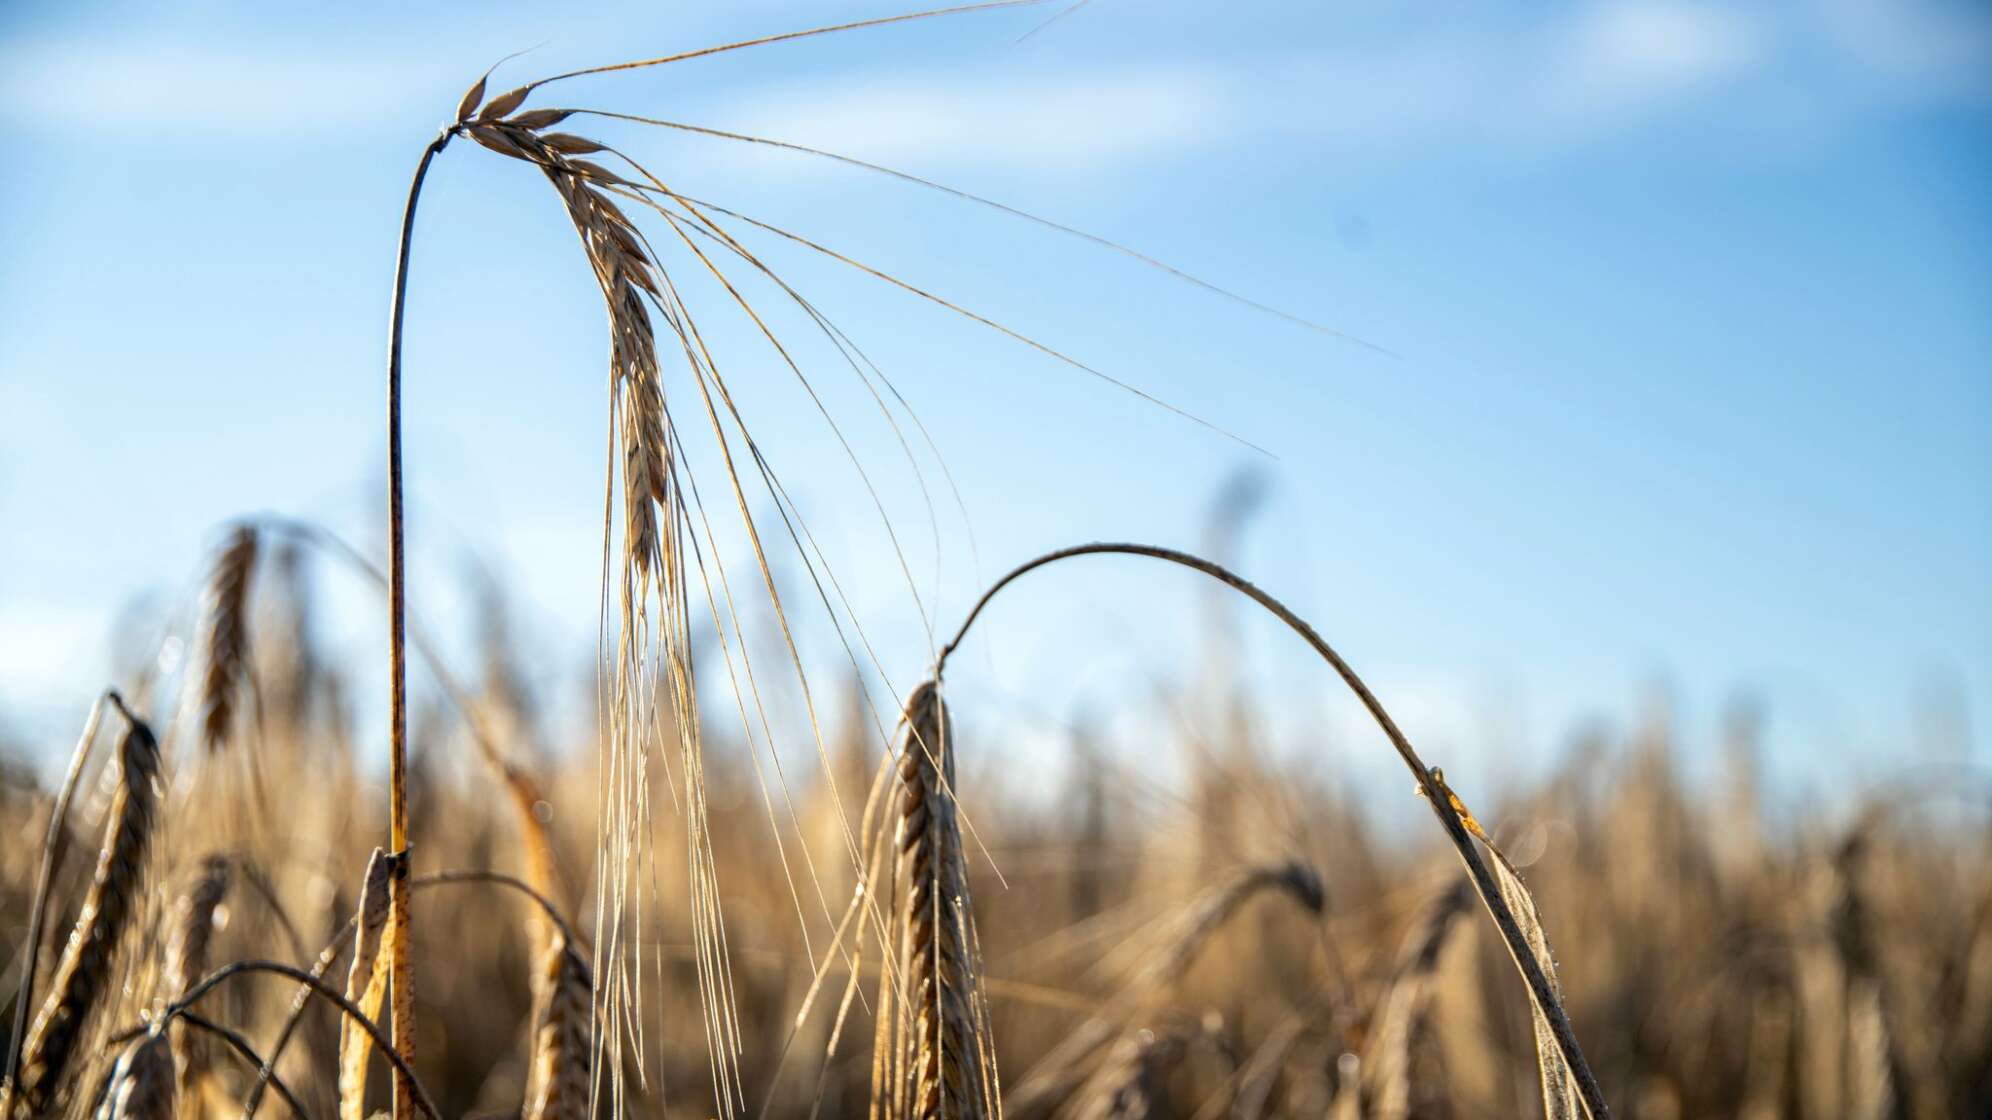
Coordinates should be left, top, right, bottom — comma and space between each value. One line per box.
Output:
1, 0, 1987, 801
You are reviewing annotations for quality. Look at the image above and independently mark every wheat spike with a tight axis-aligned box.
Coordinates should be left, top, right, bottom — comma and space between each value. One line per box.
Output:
12, 711, 161, 1117
93, 1031, 176, 1120
195, 524, 258, 753
523, 934, 594, 1120
875, 680, 995, 1120
160, 853, 231, 1099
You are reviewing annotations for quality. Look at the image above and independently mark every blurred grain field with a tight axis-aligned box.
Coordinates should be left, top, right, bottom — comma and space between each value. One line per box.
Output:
2, 537, 1986, 1118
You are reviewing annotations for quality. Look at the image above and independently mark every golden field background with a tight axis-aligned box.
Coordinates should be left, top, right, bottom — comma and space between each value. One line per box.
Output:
2, 531, 1986, 1120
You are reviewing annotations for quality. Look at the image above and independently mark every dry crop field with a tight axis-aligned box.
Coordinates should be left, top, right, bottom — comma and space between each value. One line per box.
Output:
2, 5, 1988, 1120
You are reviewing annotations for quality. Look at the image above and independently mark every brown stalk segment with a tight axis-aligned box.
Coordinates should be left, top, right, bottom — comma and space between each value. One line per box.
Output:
889, 681, 992, 1120
196, 525, 259, 754
92, 1031, 176, 1120
340, 848, 394, 1120
523, 934, 594, 1120
12, 714, 161, 1117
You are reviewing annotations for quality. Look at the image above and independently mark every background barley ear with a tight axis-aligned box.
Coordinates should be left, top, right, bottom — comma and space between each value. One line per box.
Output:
12, 705, 161, 1118
1073, 1021, 1199, 1120
1362, 878, 1471, 1120
195, 525, 259, 754
876, 680, 998, 1120
1428, 774, 1582, 1120
523, 934, 593, 1120
93, 1030, 176, 1120
1140, 859, 1325, 991
159, 853, 230, 1102
1008, 857, 1325, 1120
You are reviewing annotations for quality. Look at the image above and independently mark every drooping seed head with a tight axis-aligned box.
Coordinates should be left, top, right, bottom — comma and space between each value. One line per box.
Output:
160, 853, 231, 1096
14, 714, 161, 1116
195, 524, 259, 754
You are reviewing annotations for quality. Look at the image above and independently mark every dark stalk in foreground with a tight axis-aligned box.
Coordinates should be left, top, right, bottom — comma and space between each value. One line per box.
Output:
382, 123, 460, 1120
937, 542, 1612, 1120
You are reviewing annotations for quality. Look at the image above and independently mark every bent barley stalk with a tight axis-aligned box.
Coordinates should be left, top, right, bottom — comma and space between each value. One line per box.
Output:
10, 701, 160, 1119
935, 543, 1612, 1120
147, 959, 443, 1120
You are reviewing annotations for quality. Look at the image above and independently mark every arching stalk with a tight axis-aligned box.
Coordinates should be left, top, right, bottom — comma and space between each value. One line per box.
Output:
936, 542, 1611, 1120
381, 124, 459, 1120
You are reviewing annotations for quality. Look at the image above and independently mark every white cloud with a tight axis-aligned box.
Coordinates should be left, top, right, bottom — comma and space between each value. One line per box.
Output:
706, 64, 1234, 174
1499, 1, 1772, 145
1566, 1, 1768, 101
0, 39, 433, 134
1815, 0, 1992, 93
6, 0, 1984, 168
682, 3, 1781, 181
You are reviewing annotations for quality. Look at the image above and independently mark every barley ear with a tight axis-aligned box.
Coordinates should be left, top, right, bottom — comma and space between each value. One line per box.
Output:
13, 707, 161, 1117
882, 680, 996, 1120
1364, 878, 1471, 1120
1142, 859, 1324, 990
523, 935, 593, 1120
195, 524, 259, 754
1429, 774, 1581, 1120
160, 853, 231, 1099
339, 848, 395, 1120
93, 1031, 176, 1120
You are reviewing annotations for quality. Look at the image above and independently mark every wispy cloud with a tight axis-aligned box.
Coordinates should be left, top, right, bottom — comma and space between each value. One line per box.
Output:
689, 0, 1986, 179
1815, 0, 1992, 93
7, 0, 1985, 165
0, 38, 435, 134
704, 64, 1234, 175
